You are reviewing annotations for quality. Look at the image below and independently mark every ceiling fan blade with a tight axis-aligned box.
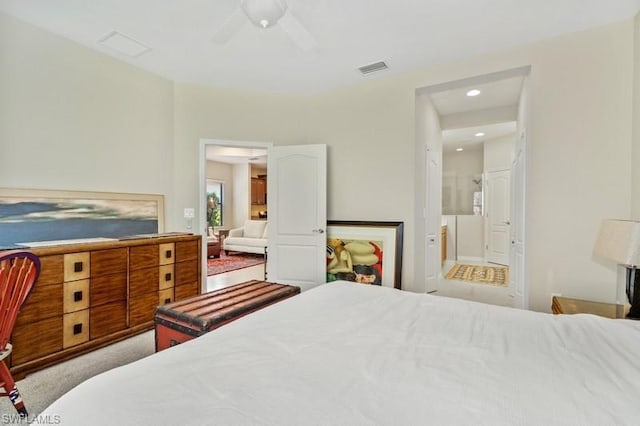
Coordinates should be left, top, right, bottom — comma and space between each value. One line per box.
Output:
211, 7, 246, 44
278, 12, 317, 51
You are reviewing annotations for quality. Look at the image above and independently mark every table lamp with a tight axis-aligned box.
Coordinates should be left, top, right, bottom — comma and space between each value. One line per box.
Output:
594, 219, 640, 319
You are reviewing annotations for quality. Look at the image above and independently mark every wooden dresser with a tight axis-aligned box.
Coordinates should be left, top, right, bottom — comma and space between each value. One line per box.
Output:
7, 233, 201, 379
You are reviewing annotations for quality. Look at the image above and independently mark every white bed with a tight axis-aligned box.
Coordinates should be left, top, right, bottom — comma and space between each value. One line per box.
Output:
42, 281, 640, 425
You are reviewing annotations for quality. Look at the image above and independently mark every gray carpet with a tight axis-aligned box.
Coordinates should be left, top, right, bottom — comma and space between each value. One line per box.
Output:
0, 331, 154, 424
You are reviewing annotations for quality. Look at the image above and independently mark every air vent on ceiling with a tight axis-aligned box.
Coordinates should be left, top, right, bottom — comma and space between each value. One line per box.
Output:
99, 31, 151, 58
358, 61, 388, 75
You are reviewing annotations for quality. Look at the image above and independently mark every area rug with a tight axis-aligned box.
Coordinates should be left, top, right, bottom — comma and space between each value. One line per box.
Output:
207, 252, 265, 276
445, 263, 509, 286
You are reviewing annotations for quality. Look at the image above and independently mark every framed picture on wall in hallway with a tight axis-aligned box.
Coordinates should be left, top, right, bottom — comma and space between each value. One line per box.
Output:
326, 220, 403, 289
0, 188, 165, 248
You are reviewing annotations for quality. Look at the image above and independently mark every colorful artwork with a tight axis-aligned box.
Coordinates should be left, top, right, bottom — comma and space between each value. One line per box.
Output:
327, 238, 384, 285
0, 189, 164, 248
326, 221, 404, 289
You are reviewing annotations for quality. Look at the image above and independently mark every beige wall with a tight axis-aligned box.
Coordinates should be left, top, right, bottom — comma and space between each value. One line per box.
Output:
2, 12, 636, 311
0, 13, 174, 206
173, 20, 635, 309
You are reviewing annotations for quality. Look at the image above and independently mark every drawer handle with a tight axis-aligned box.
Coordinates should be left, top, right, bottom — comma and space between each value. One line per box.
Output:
165, 250, 172, 259
73, 323, 83, 335
73, 291, 83, 302
164, 298, 171, 304
74, 261, 83, 273
165, 273, 172, 282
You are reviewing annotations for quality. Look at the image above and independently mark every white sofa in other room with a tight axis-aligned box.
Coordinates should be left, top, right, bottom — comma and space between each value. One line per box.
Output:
223, 220, 267, 255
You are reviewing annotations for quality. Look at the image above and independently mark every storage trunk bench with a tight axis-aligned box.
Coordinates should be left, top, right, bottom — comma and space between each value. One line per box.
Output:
154, 280, 300, 351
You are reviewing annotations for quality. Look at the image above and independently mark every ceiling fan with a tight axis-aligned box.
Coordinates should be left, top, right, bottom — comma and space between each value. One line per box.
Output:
212, 0, 317, 51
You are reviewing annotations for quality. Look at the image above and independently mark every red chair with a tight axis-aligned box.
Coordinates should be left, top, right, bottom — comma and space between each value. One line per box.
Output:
0, 252, 40, 418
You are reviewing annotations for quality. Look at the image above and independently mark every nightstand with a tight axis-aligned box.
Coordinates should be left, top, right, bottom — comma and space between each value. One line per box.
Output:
551, 296, 626, 319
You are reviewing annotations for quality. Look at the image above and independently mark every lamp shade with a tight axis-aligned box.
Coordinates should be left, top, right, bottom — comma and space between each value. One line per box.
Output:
241, 0, 287, 28
594, 219, 640, 266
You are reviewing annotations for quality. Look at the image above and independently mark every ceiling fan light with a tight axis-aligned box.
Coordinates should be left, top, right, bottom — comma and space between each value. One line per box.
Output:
241, 0, 287, 29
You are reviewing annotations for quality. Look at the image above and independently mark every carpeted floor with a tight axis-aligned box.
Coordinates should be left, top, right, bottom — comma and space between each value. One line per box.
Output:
207, 252, 265, 276
0, 331, 154, 423
445, 263, 509, 286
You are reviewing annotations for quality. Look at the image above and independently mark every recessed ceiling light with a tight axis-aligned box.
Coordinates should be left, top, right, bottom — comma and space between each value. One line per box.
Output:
475, 132, 485, 137
466, 89, 481, 97
456, 148, 464, 152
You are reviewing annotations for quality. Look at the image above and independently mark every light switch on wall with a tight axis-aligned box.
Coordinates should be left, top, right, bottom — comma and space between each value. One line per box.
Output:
184, 208, 195, 229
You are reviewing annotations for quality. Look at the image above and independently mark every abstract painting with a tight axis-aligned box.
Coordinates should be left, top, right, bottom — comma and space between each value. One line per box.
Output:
0, 188, 164, 248
326, 221, 404, 289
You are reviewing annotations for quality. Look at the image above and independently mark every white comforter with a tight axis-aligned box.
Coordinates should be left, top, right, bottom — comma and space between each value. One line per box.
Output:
42, 281, 640, 425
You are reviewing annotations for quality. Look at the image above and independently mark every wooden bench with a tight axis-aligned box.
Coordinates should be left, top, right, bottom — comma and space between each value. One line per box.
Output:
154, 280, 300, 351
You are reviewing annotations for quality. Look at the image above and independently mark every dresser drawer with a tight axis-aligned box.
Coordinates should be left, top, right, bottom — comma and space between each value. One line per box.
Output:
16, 282, 63, 326
130, 291, 159, 327
11, 316, 63, 365
175, 260, 198, 286
90, 301, 127, 339
159, 243, 175, 266
175, 282, 199, 301
64, 252, 90, 281
130, 245, 159, 270
91, 273, 127, 307
63, 279, 90, 314
37, 255, 64, 285
91, 248, 127, 276
130, 267, 160, 297
158, 264, 175, 290
176, 240, 199, 262
158, 288, 174, 306
63, 310, 90, 348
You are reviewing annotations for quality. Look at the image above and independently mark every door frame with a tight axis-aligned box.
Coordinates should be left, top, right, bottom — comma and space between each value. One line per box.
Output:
198, 138, 273, 292
417, 66, 530, 307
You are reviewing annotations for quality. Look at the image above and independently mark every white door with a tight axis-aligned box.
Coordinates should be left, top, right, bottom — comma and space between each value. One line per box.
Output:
425, 148, 441, 293
511, 131, 527, 309
267, 144, 327, 291
486, 170, 511, 265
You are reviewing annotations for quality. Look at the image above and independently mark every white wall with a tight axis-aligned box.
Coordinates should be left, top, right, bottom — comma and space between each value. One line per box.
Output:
457, 216, 485, 260
0, 13, 175, 222
205, 160, 234, 230
443, 146, 484, 215
484, 135, 515, 172
2, 12, 636, 311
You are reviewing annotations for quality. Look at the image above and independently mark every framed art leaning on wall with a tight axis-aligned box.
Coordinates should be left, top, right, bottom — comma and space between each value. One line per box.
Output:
0, 188, 165, 248
326, 220, 404, 289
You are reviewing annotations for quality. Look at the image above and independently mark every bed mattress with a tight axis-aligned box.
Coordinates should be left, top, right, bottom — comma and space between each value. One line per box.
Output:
41, 281, 640, 425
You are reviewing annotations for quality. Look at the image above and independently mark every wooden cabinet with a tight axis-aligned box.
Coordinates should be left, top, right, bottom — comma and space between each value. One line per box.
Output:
551, 296, 626, 318
9, 234, 201, 379
251, 177, 267, 205
440, 226, 447, 265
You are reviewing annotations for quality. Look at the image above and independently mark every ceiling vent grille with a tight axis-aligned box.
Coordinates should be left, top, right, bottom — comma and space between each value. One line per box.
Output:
358, 61, 388, 75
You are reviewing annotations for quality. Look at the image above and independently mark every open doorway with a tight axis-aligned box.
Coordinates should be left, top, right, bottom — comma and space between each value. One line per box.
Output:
198, 139, 273, 292
417, 66, 530, 308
